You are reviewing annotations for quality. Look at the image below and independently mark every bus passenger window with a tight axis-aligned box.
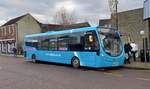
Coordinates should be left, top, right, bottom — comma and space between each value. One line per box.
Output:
38, 39, 49, 50
49, 38, 57, 51
58, 37, 68, 51
67, 32, 85, 51
84, 31, 99, 51
25, 42, 38, 49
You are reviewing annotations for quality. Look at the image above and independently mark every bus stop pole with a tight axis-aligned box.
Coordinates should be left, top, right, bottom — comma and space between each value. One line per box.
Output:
144, 38, 147, 63
140, 30, 147, 64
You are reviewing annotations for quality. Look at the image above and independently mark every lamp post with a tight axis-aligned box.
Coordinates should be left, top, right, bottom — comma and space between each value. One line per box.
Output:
148, 18, 150, 50
108, 0, 118, 30
115, 0, 118, 31
140, 30, 147, 63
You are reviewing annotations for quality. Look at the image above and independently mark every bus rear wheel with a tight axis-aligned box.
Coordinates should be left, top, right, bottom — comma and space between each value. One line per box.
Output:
32, 55, 36, 63
72, 57, 80, 68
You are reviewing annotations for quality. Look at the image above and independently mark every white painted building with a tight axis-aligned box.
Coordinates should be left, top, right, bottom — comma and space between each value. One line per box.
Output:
0, 14, 41, 54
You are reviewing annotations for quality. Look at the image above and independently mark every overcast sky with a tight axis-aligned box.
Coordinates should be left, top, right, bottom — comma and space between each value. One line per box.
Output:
0, 0, 144, 26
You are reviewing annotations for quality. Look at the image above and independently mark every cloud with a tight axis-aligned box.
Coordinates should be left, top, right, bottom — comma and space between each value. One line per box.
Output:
118, 0, 144, 11
0, 0, 144, 26
0, 20, 6, 25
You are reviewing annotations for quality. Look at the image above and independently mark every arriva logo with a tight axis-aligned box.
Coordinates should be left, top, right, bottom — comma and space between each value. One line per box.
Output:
45, 53, 61, 57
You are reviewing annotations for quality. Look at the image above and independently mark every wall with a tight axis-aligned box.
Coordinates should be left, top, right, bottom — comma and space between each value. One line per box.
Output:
100, 8, 149, 49
17, 14, 41, 48
116, 8, 149, 49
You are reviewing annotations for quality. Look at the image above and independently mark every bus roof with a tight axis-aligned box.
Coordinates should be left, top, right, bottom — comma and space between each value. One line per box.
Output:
25, 26, 97, 39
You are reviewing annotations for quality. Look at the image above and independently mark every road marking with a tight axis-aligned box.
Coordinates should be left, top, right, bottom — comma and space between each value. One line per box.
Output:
0, 66, 2, 70
136, 78, 150, 82
103, 72, 123, 77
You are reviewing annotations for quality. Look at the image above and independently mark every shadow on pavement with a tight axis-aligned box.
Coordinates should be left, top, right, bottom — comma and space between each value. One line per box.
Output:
24, 60, 124, 72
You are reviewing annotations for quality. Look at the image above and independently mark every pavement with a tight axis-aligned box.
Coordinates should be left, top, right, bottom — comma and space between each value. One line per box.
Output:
0, 53, 24, 58
0, 53, 150, 70
124, 62, 150, 70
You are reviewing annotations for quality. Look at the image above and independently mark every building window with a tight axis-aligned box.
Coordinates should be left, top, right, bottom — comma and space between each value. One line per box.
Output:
3, 28, 5, 36
1, 28, 3, 37
8, 25, 11, 34
6, 26, 9, 36
10, 25, 13, 34
0, 30, 1, 37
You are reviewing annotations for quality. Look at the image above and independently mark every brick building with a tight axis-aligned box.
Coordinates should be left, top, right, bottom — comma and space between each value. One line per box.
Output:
0, 14, 41, 54
99, 8, 149, 49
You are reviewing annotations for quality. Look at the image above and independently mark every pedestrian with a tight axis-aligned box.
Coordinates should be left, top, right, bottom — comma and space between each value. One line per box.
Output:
130, 41, 138, 61
12, 47, 17, 57
124, 42, 132, 64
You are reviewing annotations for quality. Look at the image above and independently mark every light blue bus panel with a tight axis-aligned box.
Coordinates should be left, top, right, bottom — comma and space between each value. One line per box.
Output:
23, 26, 125, 68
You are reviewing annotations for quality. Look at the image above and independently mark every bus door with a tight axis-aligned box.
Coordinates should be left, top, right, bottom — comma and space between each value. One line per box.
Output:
79, 31, 100, 66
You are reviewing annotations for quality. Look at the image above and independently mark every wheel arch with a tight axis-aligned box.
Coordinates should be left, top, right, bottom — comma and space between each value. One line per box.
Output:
31, 54, 36, 59
71, 56, 79, 64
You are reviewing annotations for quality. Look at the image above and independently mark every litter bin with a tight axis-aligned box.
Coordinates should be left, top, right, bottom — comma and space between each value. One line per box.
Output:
146, 50, 149, 62
140, 49, 144, 62
140, 49, 149, 62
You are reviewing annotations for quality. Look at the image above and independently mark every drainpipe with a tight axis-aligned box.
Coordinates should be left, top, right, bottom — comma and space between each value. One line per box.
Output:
15, 23, 19, 50
148, 18, 150, 50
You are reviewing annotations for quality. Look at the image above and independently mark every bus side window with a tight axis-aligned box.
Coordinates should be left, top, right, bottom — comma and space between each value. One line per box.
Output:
84, 31, 99, 51
38, 39, 49, 50
68, 32, 85, 51
49, 38, 57, 51
25, 42, 38, 49
57, 36, 68, 51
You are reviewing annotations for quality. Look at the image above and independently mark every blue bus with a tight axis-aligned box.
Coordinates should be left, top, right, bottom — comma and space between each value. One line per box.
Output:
23, 26, 125, 68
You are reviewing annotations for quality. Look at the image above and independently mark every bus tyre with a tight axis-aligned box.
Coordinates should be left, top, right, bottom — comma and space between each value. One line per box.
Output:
72, 57, 80, 68
32, 55, 36, 63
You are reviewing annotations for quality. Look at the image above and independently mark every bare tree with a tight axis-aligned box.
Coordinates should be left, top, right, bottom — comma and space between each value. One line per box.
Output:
54, 7, 77, 25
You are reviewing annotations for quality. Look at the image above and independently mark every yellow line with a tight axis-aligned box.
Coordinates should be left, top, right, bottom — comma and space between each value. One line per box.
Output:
136, 78, 150, 82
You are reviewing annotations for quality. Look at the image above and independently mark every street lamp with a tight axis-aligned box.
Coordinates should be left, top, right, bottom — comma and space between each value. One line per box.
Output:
108, 0, 118, 30
115, 0, 118, 31
140, 30, 147, 63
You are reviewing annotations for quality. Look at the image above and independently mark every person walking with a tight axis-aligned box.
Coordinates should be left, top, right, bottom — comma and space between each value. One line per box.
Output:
124, 42, 132, 64
130, 41, 138, 61
12, 47, 17, 57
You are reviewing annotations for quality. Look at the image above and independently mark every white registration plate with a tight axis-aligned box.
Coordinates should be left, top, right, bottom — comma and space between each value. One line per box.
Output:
112, 62, 119, 66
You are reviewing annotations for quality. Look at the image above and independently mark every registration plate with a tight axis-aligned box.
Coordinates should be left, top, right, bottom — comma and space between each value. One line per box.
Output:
112, 62, 119, 66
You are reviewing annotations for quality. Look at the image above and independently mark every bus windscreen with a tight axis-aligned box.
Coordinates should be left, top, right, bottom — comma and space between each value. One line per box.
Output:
97, 28, 122, 56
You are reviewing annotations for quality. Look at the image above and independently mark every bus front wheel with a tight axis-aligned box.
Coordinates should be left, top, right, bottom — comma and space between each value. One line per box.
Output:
71, 57, 80, 68
32, 54, 36, 63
